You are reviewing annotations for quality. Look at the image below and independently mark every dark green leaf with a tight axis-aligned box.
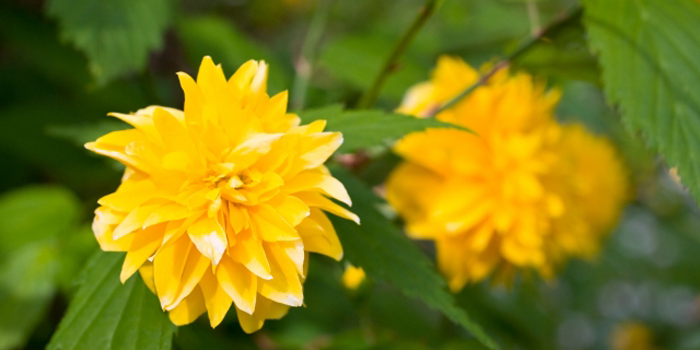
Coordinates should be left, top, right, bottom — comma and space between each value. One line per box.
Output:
46, 0, 173, 85
48, 251, 175, 350
299, 106, 472, 153
0, 185, 80, 252
331, 167, 499, 350
0, 243, 59, 350
583, 0, 700, 203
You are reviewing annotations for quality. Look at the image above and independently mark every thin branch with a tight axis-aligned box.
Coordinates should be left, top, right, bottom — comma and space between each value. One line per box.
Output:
291, 0, 335, 111
356, 0, 443, 109
429, 6, 583, 117
526, 1, 541, 35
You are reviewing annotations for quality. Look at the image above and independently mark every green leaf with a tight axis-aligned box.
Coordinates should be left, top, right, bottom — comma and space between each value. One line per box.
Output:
0, 185, 80, 252
299, 106, 471, 153
46, 0, 173, 85
0, 243, 59, 350
583, 0, 700, 203
48, 251, 175, 350
331, 167, 499, 350
176, 16, 291, 95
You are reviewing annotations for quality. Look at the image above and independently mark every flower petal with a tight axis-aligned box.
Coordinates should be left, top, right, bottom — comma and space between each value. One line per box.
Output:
169, 286, 207, 326
188, 217, 228, 266
216, 255, 257, 315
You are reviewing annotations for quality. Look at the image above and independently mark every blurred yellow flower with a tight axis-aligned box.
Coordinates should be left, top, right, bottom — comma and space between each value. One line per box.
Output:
610, 322, 662, 350
387, 56, 627, 290
87, 56, 358, 332
341, 265, 366, 290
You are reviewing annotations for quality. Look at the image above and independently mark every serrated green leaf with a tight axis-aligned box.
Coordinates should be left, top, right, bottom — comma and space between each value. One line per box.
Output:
46, 0, 173, 85
583, 0, 700, 203
0, 185, 80, 252
330, 167, 499, 350
299, 106, 472, 153
0, 243, 59, 350
48, 251, 175, 350
176, 16, 291, 95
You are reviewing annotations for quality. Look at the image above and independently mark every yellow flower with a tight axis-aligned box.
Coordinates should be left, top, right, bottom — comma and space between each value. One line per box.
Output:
387, 56, 627, 290
548, 124, 628, 265
341, 265, 366, 290
87, 56, 358, 332
610, 323, 662, 350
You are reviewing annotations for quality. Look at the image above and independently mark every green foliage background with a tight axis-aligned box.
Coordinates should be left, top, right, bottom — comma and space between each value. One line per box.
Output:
1, 0, 700, 349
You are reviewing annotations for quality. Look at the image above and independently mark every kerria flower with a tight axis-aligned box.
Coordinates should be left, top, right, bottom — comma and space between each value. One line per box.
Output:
386, 55, 627, 290
610, 323, 662, 350
87, 56, 358, 332
341, 265, 366, 290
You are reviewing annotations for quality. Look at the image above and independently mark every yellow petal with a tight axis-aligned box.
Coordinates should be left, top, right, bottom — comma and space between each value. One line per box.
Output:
85, 130, 151, 171
272, 195, 310, 227
257, 243, 303, 307
278, 240, 305, 277
296, 132, 343, 170
297, 208, 343, 261
250, 60, 268, 93
108, 111, 159, 142
112, 203, 163, 240
199, 269, 233, 328
152, 107, 197, 156
228, 60, 259, 90
217, 255, 257, 315
169, 286, 207, 326
92, 207, 134, 251
154, 235, 191, 308
165, 248, 211, 311
120, 224, 165, 283
97, 179, 158, 213
142, 202, 190, 228
234, 295, 290, 334
250, 204, 299, 242
295, 191, 359, 224
188, 217, 228, 265
285, 169, 352, 206
230, 230, 272, 280
139, 261, 156, 294
236, 306, 264, 334
176, 72, 203, 127
227, 133, 284, 171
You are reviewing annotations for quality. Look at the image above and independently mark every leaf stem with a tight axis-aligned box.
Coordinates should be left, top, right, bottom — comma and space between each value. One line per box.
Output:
291, 0, 335, 111
357, 0, 443, 109
428, 6, 583, 117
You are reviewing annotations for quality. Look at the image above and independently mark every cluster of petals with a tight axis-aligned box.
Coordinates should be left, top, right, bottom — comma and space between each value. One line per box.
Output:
387, 56, 628, 290
87, 57, 358, 331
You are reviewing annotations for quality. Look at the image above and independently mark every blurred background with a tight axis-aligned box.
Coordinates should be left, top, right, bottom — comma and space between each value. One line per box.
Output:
1, 0, 700, 349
